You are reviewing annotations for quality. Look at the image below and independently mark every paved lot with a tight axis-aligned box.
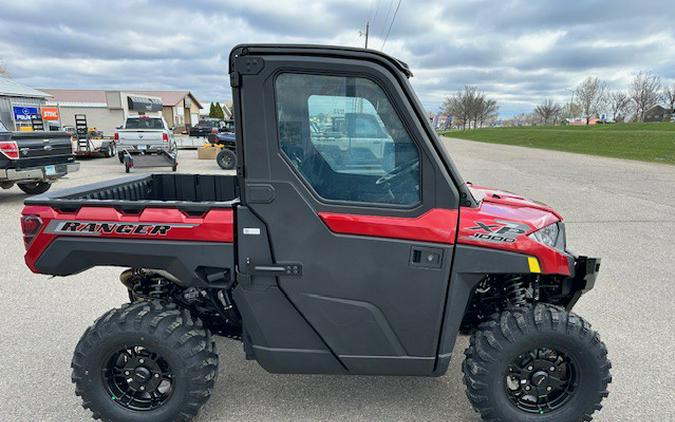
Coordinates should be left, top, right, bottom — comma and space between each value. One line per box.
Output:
1, 140, 674, 421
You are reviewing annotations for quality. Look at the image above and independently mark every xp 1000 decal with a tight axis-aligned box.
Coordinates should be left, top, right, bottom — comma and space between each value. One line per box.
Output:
466, 220, 530, 244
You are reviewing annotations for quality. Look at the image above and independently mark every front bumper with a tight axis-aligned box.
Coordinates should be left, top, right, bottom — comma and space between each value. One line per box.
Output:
1, 163, 80, 182
573, 256, 601, 292
564, 255, 601, 310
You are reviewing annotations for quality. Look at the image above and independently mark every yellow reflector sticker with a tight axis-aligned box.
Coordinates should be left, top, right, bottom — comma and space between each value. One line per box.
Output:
528, 257, 541, 273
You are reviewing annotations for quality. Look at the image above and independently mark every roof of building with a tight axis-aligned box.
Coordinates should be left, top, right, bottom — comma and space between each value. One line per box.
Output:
0, 77, 52, 99
40, 89, 202, 109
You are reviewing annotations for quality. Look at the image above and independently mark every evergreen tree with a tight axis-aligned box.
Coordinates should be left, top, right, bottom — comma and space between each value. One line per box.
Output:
208, 102, 216, 118
215, 102, 224, 119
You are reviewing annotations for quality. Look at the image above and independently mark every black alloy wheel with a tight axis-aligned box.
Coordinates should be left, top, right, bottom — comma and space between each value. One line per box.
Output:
103, 345, 174, 411
505, 347, 577, 415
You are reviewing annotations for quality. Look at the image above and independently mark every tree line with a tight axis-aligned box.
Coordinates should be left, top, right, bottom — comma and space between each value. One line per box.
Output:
530, 71, 674, 125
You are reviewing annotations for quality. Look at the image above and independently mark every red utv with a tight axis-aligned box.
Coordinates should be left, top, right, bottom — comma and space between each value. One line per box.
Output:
21, 45, 610, 421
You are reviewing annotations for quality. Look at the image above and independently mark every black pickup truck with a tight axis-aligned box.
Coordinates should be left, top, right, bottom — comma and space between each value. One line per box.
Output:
1, 120, 79, 194
20, 45, 609, 422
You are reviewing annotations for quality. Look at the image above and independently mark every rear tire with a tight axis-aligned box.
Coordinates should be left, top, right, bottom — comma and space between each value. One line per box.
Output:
17, 181, 51, 195
216, 149, 236, 170
463, 304, 611, 422
118, 152, 125, 163
71, 301, 219, 422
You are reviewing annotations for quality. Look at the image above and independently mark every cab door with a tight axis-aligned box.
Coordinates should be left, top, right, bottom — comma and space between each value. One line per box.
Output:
233, 47, 461, 375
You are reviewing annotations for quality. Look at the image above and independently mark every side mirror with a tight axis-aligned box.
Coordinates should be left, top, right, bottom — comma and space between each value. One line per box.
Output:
169, 126, 175, 131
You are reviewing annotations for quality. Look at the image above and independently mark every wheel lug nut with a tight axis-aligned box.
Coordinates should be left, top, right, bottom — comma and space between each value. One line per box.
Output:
546, 386, 552, 392
124, 371, 130, 376
525, 386, 531, 391
520, 379, 527, 384
139, 359, 144, 364
527, 366, 533, 371
139, 386, 145, 391
550, 366, 556, 372
154, 373, 160, 378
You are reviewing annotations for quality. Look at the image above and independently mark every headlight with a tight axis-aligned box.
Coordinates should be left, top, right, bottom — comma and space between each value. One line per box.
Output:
529, 222, 561, 249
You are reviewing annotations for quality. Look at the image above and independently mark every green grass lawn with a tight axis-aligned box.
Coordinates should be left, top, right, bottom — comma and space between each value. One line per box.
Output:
440, 123, 675, 164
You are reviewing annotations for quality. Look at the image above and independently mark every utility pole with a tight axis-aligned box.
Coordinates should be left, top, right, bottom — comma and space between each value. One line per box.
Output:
359, 21, 370, 48
365, 21, 369, 48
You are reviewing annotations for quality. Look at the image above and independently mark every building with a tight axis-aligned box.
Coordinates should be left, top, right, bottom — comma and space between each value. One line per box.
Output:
643, 105, 673, 122
0, 77, 52, 131
42, 89, 202, 135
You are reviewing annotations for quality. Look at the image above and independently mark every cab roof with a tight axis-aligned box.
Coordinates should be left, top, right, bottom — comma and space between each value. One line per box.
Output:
229, 44, 413, 78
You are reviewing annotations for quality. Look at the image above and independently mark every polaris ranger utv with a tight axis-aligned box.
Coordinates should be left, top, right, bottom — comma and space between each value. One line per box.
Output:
20, 45, 610, 422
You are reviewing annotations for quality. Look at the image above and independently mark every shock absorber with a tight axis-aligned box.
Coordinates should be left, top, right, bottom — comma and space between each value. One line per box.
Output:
505, 277, 530, 307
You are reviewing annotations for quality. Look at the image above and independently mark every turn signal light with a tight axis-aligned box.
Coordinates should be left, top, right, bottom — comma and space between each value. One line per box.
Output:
20, 215, 43, 249
0, 140, 19, 159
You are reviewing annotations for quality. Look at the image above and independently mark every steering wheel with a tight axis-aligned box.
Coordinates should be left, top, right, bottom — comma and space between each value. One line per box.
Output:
375, 159, 419, 185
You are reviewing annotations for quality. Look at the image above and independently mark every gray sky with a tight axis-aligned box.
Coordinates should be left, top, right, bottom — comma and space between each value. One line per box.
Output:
1, 0, 673, 117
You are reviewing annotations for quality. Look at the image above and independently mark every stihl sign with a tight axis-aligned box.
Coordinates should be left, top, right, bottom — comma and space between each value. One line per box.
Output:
41, 107, 60, 121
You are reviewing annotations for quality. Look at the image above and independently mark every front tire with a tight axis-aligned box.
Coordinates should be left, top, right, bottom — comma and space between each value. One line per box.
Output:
71, 301, 219, 422
17, 181, 51, 195
463, 304, 611, 422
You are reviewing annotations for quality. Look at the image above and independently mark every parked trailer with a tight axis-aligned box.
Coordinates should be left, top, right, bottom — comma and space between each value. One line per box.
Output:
72, 114, 117, 158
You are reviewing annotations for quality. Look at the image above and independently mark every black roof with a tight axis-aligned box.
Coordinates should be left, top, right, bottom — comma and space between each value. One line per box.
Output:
229, 44, 413, 78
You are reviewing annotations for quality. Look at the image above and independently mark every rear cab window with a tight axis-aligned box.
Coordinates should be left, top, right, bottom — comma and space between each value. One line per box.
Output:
125, 117, 164, 130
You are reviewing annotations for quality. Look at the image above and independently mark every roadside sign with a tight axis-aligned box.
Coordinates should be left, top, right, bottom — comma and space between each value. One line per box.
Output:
12, 106, 39, 121
41, 107, 60, 121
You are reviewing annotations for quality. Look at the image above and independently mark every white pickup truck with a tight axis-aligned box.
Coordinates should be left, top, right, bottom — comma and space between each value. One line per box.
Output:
114, 115, 177, 163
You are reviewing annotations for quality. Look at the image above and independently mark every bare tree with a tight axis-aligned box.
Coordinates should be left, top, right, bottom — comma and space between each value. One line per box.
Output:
575, 77, 607, 124
608, 91, 631, 122
663, 83, 675, 113
442, 86, 499, 129
630, 71, 662, 122
534, 99, 562, 125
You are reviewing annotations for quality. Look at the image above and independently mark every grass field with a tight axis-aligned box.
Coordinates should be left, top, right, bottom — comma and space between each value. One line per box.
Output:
441, 122, 675, 164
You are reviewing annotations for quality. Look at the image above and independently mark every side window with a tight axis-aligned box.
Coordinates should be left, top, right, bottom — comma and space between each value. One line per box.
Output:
275, 73, 420, 206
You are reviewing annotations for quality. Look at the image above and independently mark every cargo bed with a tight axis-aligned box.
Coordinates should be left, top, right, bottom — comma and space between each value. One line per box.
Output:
25, 173, 239, 212
22, 173, 238, 287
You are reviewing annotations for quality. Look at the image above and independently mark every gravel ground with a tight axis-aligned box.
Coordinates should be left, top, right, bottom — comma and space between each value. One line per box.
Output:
0, 139, 673, 421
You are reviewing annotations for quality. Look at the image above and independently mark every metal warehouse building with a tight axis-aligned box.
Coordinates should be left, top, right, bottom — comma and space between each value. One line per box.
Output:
0, 77, 52, 131
42, 89, 203, 136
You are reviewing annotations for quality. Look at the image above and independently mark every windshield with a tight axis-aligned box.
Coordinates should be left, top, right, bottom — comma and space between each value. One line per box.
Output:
125, 117, 164, 130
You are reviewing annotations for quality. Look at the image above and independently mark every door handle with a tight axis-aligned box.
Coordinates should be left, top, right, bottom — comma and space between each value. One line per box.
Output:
237, 257, 303, 285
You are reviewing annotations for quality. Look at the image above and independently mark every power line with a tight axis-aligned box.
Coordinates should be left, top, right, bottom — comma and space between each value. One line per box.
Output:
380, 0, 394, 41
381, 0, 402, 50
